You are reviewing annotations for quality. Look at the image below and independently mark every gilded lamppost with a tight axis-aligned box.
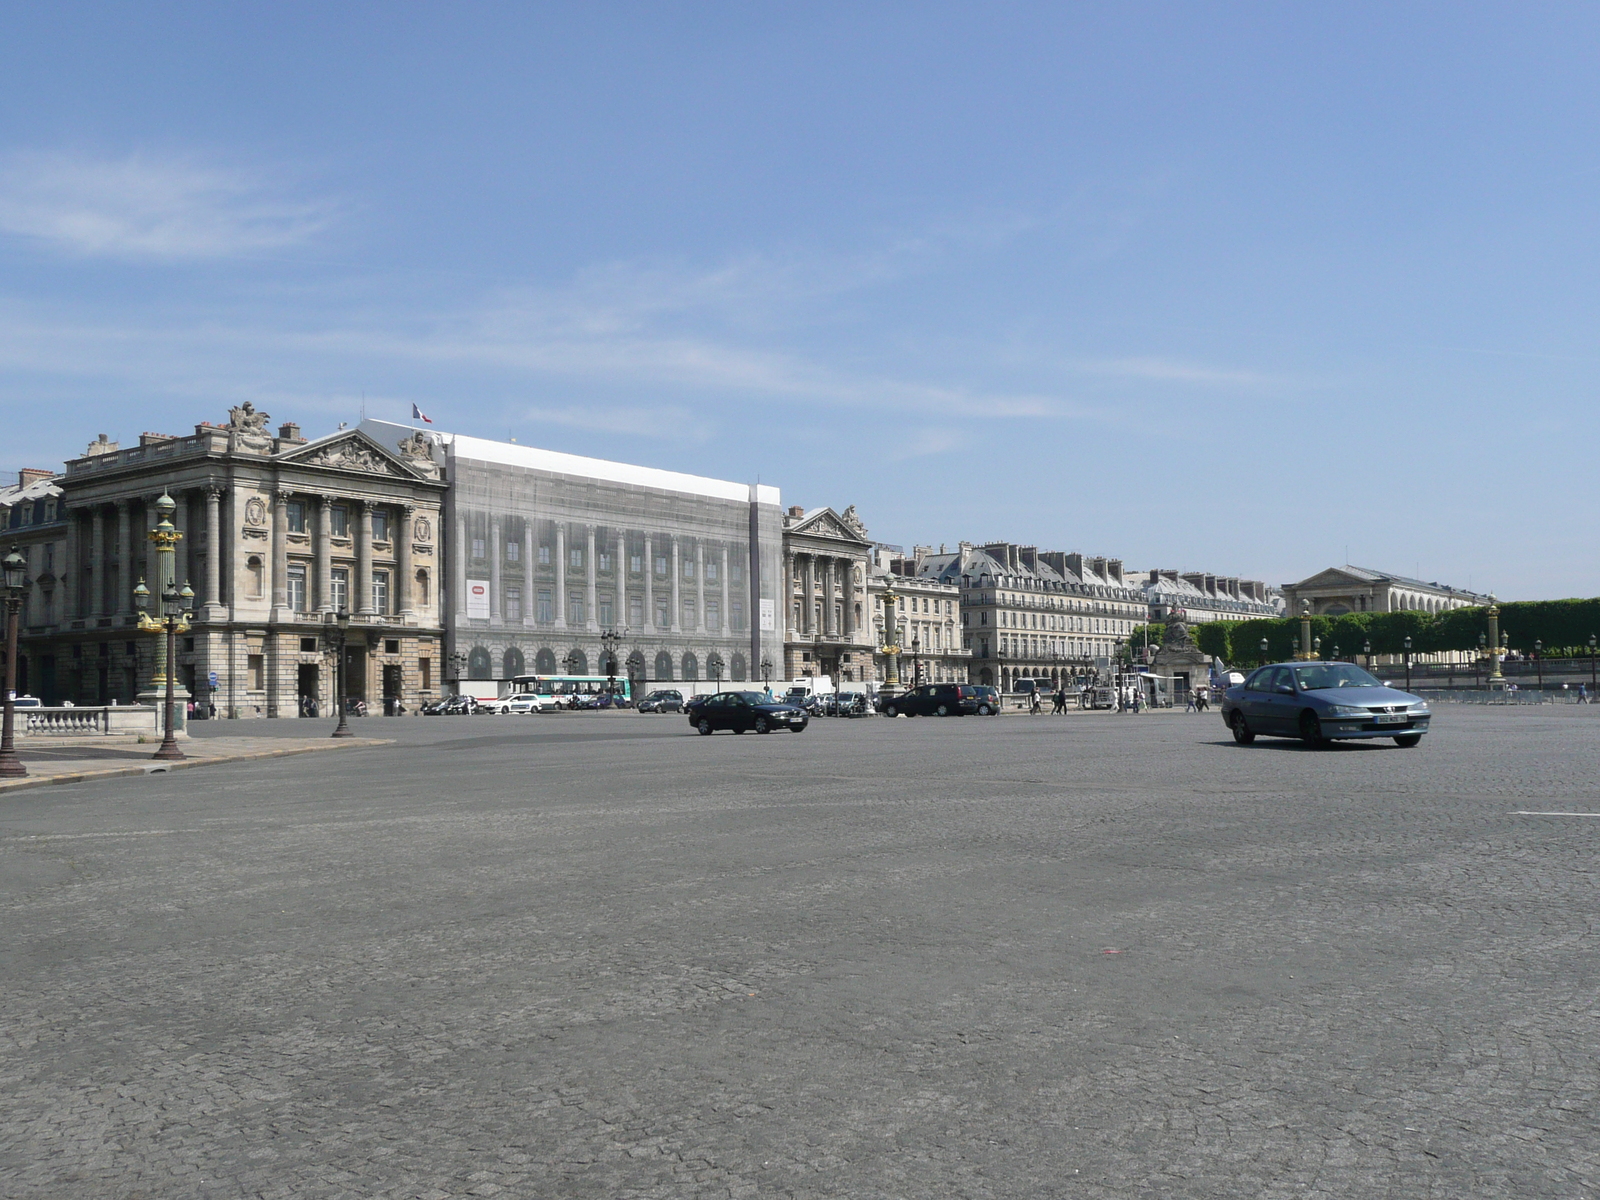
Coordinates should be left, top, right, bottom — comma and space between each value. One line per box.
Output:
1589, 634, 1596, 692
1363, 639, 1372, 673
326, 608, 353, 738
879, 581, 902, 695
0, 545, 28, 779
1534, 639, 1544, 692
1485, 596, 1504, 684
1259, 636, 1269, 667
1403, 635, 1412, 693
1297, 600, 1315, 660
134, 492, 192, 761
600, 628, 623, 699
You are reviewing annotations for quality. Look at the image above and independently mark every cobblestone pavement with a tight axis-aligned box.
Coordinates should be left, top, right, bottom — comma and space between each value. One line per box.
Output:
2, 706, 1598, 1198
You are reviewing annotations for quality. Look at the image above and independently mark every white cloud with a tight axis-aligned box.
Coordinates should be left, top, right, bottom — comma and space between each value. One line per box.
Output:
0, 151, 334, 260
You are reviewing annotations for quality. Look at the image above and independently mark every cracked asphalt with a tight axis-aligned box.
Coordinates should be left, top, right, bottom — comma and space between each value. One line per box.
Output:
2, 705, 1598, 1198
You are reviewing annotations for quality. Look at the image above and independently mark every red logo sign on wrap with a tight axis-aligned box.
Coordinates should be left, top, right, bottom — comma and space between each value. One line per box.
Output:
466, 580, 490, 620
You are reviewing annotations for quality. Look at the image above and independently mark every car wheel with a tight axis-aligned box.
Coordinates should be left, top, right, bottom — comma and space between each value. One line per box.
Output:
755, 716, 771, 734
1230, 711, 1255, 744
1298, 710, 1326, 747
697, 719, 713, 736
1394, 734, 1422, 748
936, 704, 950, 716
977, 704, 991, 715
885, 705, 898, 718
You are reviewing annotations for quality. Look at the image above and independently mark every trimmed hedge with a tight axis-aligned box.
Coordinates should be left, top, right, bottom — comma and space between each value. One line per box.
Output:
1191, 598, 1600, 668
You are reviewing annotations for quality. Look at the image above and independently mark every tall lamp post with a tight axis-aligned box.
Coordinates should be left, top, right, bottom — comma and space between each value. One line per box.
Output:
708, 651, 724, 691
138, 577, 194, 761
1403, 636, 1412, 693
879, 583, 902, 696
1363, 639, 1372, 673
0, 546, 28, 779
1589, 634, 1597, 692
1534, 639, 1543, 692
760, 656, 773, 696
910, 636, 921, 687
1486, 597, 1504, 684
1259, 637, 1269, 667
327, 608, 353, 738
448, 650, 467, 693
600, 628, 622, 700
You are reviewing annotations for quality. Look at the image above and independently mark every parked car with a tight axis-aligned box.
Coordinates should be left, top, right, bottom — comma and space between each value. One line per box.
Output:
506, 694, 547, 715
637, 689, 684, 713
878, 683, 987, 717
685, 690, 809, 735
1221, 661, 1430, 748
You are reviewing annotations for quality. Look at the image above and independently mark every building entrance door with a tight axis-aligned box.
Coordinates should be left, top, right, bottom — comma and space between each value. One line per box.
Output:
297, 663, 320, 717
344, 646, 367, 702
382, 663, 402, 715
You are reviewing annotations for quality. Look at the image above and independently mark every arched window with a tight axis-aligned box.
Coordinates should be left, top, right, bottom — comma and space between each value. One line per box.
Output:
979, 667, 994, 686
654, 651, 674, 681
535, 647, 557, 674
467, 646, 492, 679
682, 651, 699, 680
502, 647, 525, 678
730, 652, 747, 681
564, 648, 588, 675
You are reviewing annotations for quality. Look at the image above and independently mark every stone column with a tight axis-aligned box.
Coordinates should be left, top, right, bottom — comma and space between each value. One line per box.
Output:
643, 534, 655, 631
783, 550, 794, 636
316, 496, 335, 611
695, 541, 705, 632
89, 506, 106, 616
489, 515, 502, 623
802, 555, 815, 636
454, 513, 469, 621
357, 500, 374, 615
719, 545, 730, 638
203, 487, 222, 614
172, 492, 191, 591
62, 506, 80, 620
842, 559, 854, 637
397, 505, 415, 619
271, 489, 290, 613
585, 525, 598, 631
555, 523, 567, 628
670, 537, 681, 632
824, 559, 838, 636
614, 528, 626, 629
523, 520, 536, 626
115, 501, 133, 615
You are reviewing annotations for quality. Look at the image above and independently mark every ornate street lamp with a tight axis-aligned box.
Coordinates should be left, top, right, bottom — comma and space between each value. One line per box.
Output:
1403, 635, 1412, 693
1534, 639, 1543, 692
327, 608, 353, 738
1332, 642, 1340, 662
600, 628, 622, 699
1298, 600, 1313, 660
0, 545, 28, 779
1259, 636, 1269, 667
1313, 635, 1322, 661
136, 493, 192, 761
1485, 597, 1504, 684
1363, 639, 1372, 672
1590, 633, 1597, 692
760, 657, 773, 693
708, 651, 724, 690
879, 582, 901, 696
910, 636, 921, 686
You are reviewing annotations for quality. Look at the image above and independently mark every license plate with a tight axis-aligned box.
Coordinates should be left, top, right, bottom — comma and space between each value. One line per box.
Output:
1374, 713, 1405, 725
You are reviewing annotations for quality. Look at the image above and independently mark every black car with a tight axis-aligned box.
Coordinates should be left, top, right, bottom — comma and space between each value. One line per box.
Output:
879, 683, 988, 717
685, 690, 809, 735
637, 689, 684, 713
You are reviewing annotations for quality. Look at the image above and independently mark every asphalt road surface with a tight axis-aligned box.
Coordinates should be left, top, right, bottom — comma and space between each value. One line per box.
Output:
3, 705, 1598, 1198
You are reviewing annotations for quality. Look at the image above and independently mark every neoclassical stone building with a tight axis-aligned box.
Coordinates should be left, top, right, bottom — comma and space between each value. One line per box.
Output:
4, 408, 447, 715
1281, 565, 1488, 617
359, 420, 786, 694
781, 505, 877, 685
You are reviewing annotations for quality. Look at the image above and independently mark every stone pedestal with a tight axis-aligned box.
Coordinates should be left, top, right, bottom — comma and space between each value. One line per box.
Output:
137, 687, 191, 738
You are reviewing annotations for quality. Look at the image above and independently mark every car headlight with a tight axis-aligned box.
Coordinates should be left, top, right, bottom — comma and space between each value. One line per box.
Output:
1328, 704, 1366, 716
1409, 702, 1430, 714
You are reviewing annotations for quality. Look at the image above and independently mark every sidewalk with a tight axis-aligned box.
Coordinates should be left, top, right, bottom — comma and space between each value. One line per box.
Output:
0, 734, 393, 794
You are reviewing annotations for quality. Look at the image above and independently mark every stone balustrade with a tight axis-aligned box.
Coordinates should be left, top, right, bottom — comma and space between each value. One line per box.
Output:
22, 706, 162, 736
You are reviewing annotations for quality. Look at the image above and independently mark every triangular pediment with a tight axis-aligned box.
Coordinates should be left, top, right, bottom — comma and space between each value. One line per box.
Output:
790, 506, 872, 546
277, 430, 424, 478
1290, 566, 1374, 591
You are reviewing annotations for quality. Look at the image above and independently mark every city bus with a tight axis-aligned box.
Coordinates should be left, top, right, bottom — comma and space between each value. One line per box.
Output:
506, 674, 633, 710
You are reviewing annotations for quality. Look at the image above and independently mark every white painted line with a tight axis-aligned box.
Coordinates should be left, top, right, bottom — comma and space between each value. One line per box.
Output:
1512, 811, 1600, 817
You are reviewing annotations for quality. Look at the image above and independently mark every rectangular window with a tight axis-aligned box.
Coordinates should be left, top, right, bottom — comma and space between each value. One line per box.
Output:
630, 553, 642, 573
705, 560, 718, 582
287, 565, 307, 611
683, 558, 696, 579
536, 589, 553, 623
330, 505, 349, 537
731, 560, 743, 583
655, 596, 670, 627
707, 599, 720, 630
598, 551, 611, 571
506, 586, 523, 620
248, 654, 264, 690
568, 591, 584, 623
472, 537, 486, 559
731, 599, 744, 630
286, 501, 306, 533
373, 571, 390, 615
538, 545, 551, 565
654, 555, 668, 577
300, 637, 318, 652
629, 595, 643, 626
506, 541, 519, 562
598, 594, 613, 626
682, 597, 696, 627
570, 547, 583, 569
420, 658, 432, 691
331, 568, 349, 613
371, 509, 389, 542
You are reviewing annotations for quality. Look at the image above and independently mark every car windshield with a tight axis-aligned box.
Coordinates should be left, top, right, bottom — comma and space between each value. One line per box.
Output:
1292, 663, 1382, 691
730, 691, 768, 704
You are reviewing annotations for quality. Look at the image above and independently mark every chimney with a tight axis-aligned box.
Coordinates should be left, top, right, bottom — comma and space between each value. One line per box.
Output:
277, 422, 304, 443
1064, 552, 1084, 578
84, 434, 119, 457
788, 505, 805, 518
1107, 558, 1123, 584
19, 468, 55, 488
139, 432, 178, 447
1088, 556, 1107, 579
1018, 545, 1038, 573
1182, 572, 1207, 591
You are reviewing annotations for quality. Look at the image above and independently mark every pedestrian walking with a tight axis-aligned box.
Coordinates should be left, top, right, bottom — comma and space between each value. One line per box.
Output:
1052, 686, 1066, 714
1184, 690, 1196, 713
1580, 683, 1590, 704
1029, 689, 1042, 715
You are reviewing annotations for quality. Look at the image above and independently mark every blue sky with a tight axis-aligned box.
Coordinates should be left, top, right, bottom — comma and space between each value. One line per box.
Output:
2, 3, 1596, 598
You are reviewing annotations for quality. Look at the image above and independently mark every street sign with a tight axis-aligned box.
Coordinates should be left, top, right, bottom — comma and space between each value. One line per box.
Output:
208, 671, 219, 689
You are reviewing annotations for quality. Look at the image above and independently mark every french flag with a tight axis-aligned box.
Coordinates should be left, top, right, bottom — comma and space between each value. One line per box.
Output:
411, 403, 433, 424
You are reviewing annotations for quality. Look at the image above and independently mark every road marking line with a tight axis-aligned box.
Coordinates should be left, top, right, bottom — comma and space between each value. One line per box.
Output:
1512, 811, 1600, 817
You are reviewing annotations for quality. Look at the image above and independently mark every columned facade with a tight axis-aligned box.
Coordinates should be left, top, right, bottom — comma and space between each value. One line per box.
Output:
780, 505, 877, 687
